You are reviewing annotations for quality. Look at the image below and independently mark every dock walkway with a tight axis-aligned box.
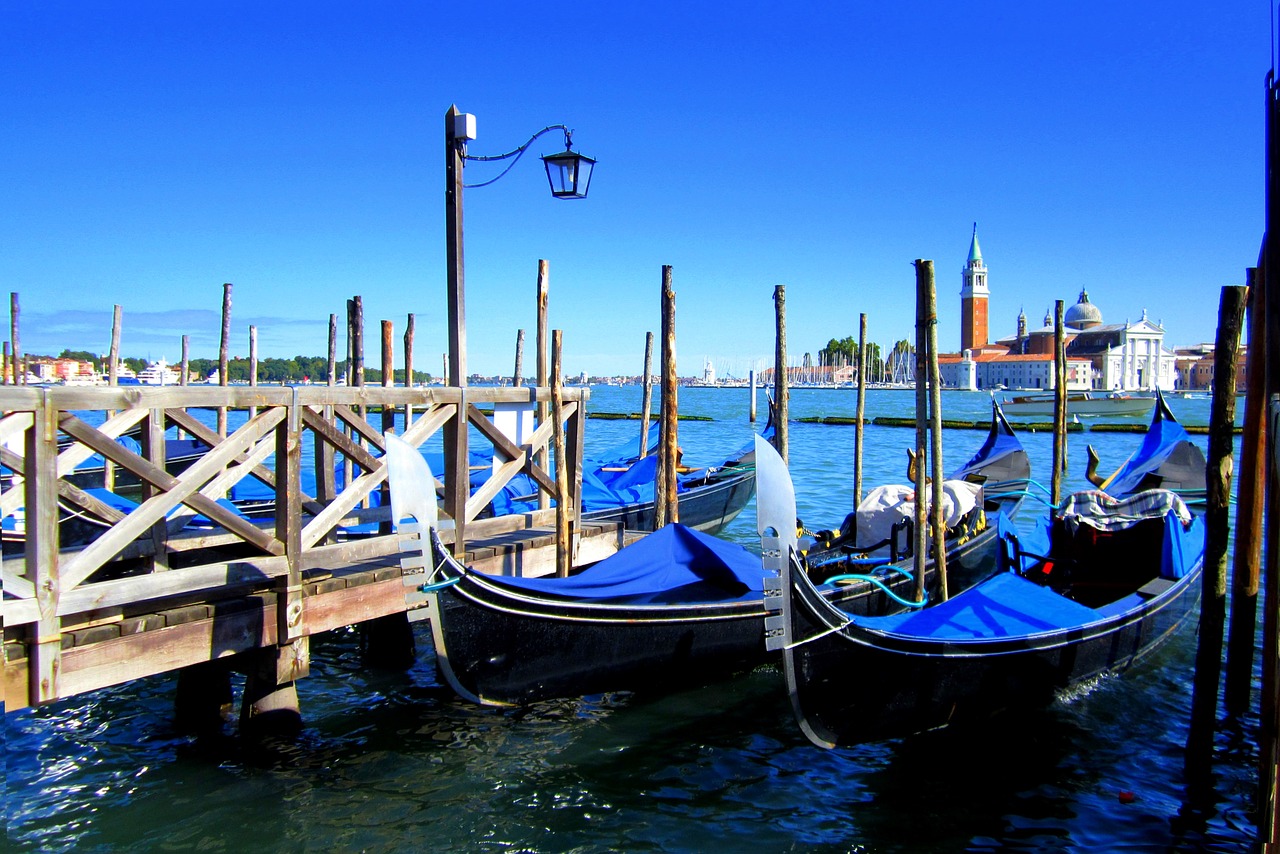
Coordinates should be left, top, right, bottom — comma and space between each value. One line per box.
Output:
1, 384, 604, 714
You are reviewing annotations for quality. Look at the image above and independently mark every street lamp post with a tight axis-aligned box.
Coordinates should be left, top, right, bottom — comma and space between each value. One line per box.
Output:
441, 105, 594, 555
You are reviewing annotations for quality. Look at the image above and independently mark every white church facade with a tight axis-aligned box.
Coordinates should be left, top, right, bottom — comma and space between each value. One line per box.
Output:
937, 228, 1178, 392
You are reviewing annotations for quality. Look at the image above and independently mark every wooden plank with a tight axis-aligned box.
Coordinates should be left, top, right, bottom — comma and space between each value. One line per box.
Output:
300, 406, 382, 472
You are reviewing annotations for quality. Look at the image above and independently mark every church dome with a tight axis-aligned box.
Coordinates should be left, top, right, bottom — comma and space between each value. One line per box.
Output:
1064, 289, 1102, 330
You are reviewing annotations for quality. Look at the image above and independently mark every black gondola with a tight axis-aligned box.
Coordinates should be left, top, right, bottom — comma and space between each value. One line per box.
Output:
761, 398, 1205, 748
385, 405, 1030, 707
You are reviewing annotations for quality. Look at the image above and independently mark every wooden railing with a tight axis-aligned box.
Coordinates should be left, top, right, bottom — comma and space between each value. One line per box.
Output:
0, 384, 586, 707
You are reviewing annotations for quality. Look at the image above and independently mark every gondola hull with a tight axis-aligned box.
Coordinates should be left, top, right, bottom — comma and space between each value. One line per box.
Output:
782, 545, 1202, 747
581, 466, 757, 534
428, 575, 769, 706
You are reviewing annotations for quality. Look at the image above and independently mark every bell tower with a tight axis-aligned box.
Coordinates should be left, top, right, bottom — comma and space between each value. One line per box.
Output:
960, 223, 989, 352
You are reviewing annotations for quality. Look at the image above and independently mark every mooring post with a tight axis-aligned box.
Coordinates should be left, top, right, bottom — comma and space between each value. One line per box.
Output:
513, 328, 525, 387
240, 647, 303, 744
552, 329, 572, 576
105, 304, 122, 491
854, 313, 867, 507
248, 324, 258, 421
656, 266, 679, 527
218, 283, 231, 438
639, 331, 654, 458
536, 260, 550, 511
379, 319, 396, 534
923, 265, 947, 602
911, 262, 929, 602
1262, 71, 1280, 845
773, 285, 788, 463
316, 313, 337, 508
1226, 268, 1267, 715
1186, 284, 1246, 778
749, 368, 757, 423
1052, 300, 1067, 506
404, 312, 416, 426
10, 291, 21, 385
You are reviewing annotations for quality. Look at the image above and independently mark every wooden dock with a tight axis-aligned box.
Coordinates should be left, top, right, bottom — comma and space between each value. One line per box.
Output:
0, 384, 612, 716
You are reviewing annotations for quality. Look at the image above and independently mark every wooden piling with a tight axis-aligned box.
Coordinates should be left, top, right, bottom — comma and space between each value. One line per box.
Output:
380, 319, 395, 534
218, 283, 231, 437
404, 313, 416, 425
350, 296, 365, 388
912, 262, 929, 601
10, 292, 21, 385
1225, 270, 1267, 715
174, 661, 232, 734
2, 340, 8, 385
749, 369, 757, 423
639, 331, 654, 458
1261, 72, 1280, 844
656, 266, 679, 527
248, 325, 258, 421
106, 305, 122, 491
108, 305, 121, 386
854, 313, 867, 507
513, 328, 525, 387
923, 266, 947, 601
1186, 285, 1246, 777
316, 314, 337, 514
180, 335, 190, 387
536, 260, 550, 511
773, 285, 788, 463
552, 329, 572, 576
1052, 300, 1067, 506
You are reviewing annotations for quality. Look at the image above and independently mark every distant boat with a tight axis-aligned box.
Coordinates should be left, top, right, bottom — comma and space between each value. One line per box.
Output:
999, 390, 1155, 417
137, 359, 181, 386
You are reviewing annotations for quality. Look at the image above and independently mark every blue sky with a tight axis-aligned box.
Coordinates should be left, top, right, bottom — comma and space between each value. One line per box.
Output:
4, 2, 1267, 378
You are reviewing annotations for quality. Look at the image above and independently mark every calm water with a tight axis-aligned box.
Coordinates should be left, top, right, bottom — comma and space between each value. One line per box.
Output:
6, 388, 1262, 851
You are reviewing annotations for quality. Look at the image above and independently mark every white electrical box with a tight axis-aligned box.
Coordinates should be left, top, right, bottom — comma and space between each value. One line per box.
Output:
453, 112, 477, 141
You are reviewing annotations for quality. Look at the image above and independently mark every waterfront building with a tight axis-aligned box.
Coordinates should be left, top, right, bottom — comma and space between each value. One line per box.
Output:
937, 228, 1178, 391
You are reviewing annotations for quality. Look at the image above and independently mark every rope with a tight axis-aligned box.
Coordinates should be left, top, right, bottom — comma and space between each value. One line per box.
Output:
821, 566, 928, 610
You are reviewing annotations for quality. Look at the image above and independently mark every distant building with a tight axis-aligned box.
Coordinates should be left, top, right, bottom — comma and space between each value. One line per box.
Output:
937, 227, 1178, 391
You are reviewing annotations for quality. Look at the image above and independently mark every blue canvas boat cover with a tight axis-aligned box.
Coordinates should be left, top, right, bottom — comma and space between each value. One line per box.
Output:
478, 522, 767, 600
1106, 411, 1194, 497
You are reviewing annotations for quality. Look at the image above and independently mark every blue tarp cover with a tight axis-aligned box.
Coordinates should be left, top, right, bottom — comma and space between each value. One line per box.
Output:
477, 522, 767, 601
1106, 412, 1194, 497
853, 572, 1101, 639
851, 507, 1203, 640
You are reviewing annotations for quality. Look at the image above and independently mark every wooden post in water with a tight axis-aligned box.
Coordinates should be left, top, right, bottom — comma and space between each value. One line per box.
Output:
536, 260, 550, 511
923, 265, 948, 602
513, 329, 525, 387
108, 305, 121, 386
105, 305, 122, 491
316, 313, 338, 512
1186, 284, 1246, 777
1052, 300, 1067, 506
180, 335, 190, 386
552, 329, 572, 576
655, 266, 679, 527
10, 292, 21, 385
380, 319, 395, 531
1226, 269, 1267, 715
854, 313, 867, 507
639, 331, 654, 458
218, 283, 231, 437
404, 312, 416, 425
774, 285, 789, 463
248, 325, 258, 421
1260, 73, 1280, 844
350, 296, 365, 388
2, 341, 8, 385
912, 262, 929, 602
749, 369, 757, 423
